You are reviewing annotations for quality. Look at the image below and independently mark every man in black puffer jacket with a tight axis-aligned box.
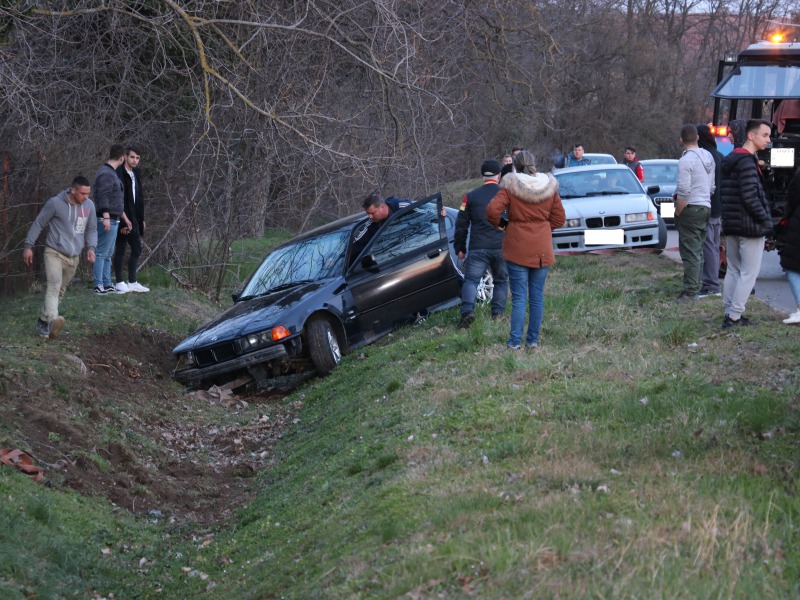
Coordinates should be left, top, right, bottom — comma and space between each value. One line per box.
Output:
719, 119, 774, 327
778, 169, 800, 324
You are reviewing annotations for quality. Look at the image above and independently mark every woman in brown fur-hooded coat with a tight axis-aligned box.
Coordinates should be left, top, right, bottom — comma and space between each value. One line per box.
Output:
486, 150, 565, 349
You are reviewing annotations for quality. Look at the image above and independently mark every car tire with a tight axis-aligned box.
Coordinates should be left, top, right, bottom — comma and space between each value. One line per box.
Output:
650, 216, 668, 251
306, 318, 342, 376
476, 270, 494, 303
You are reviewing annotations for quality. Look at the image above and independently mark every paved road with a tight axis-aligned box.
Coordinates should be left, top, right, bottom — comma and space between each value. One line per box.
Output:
664, 229, 796, 314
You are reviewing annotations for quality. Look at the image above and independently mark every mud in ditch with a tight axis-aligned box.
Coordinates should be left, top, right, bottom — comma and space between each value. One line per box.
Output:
0, 324, 300, 524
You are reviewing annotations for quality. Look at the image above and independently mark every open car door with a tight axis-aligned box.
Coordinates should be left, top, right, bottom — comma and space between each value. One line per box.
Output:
343, 193, 461, 344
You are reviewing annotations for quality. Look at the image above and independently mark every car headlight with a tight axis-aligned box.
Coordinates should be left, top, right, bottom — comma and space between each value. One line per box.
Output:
176, 351, 196, 370
239, 326, 292, 353
625, 212, 656, 223
565, 218, 581, 228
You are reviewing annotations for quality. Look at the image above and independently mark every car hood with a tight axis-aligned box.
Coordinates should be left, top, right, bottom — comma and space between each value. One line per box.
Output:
173, 279, 332, 353
562, 193, 653, 217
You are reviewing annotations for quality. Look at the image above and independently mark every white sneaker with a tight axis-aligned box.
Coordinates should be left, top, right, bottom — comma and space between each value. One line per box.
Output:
114, 281, 130, 294
782, 311, 800, 325
127, 281, 150, 293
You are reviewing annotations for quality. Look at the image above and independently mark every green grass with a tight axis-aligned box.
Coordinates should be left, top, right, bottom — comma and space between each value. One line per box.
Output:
1, 248, 799, 598
141, 229, 293, 296
440, 178, 482, 207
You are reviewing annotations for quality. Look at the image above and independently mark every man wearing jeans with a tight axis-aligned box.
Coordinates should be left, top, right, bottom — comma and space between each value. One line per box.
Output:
674, 124, 714, 301
453, 159, 508, 328
23, 176, 97, 338
720, 119, 774, 327
92, 144, 129, 294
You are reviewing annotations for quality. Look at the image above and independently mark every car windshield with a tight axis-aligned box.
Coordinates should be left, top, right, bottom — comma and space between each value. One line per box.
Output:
712, 64, 800, 99
240, 229, 349, 298
585, 154, 617, 164
556, 168, 641, 198
643, 163, 678, 185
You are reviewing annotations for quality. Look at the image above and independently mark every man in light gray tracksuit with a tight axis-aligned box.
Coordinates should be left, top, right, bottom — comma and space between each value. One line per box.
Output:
23, 176, 97, 338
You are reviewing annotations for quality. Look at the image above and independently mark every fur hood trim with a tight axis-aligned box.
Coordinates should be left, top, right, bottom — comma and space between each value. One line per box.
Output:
500, 172, 559, 204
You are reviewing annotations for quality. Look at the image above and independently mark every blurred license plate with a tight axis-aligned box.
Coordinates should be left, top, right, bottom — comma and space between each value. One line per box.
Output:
771, 147, 794, 168
660, 202, 675, 218
584, 229, 623, 245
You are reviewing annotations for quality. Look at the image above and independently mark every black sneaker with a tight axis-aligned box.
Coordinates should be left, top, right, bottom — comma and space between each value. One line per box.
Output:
676, 290, 699, 303
698, 289, 722, 298
458, 312, 475, 329
36, 318, 50, 338
723, 315, 759, 328
94, 285, 108, 295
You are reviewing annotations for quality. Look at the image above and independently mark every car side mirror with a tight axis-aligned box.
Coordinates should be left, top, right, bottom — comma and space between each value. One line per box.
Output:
647, 185, 660, 195
360, 254, 378, 269
232, 290, 242, 302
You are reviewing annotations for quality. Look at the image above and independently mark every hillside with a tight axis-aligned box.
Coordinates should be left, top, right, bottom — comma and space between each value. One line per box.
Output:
1, 250, 798, 598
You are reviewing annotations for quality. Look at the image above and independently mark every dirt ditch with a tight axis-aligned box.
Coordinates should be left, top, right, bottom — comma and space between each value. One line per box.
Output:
0, 324, 300, 523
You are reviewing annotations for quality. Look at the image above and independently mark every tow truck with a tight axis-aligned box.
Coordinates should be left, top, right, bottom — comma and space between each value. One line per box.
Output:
710, 34, 800, 227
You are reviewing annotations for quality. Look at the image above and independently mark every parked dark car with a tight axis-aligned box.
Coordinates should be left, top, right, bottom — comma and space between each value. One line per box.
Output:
640, 159, 678, 226
173, 194, 463, 391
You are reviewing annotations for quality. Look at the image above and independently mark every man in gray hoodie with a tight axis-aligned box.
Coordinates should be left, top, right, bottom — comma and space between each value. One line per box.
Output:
674, 124, 715, 300
23, 176, 97, 338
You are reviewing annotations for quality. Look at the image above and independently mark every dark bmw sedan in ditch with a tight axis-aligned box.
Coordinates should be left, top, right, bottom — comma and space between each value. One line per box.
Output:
173, 193, 463, 390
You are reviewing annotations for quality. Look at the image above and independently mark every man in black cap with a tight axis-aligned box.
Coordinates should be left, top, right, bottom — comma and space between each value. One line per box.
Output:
453, 159, 508, 328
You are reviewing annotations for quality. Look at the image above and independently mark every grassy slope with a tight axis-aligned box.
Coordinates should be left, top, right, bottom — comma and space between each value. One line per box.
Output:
200, 252, 799, 599
2, 233, 799, 598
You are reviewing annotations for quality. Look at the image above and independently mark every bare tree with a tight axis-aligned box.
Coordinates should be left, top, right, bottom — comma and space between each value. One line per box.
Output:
1, 0, 797, 298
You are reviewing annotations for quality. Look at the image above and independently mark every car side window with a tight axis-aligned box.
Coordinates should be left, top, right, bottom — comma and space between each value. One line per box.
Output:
367, 200, 441, 265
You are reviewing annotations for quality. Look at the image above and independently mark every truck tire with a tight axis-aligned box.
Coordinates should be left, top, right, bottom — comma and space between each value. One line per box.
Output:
306, 318, 342, 376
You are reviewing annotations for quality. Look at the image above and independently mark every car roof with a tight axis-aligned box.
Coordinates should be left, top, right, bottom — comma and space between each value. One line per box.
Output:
554, 163, 632, 174
640, 159, 678, 164
584, 153, 617, 162
273, 195, 455, 249
276, 212, 366, 249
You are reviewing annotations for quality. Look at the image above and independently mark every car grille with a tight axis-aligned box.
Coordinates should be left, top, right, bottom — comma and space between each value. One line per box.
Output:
586, 216, 621, 228
195, 342, 238, 367
652, 195, 672, 207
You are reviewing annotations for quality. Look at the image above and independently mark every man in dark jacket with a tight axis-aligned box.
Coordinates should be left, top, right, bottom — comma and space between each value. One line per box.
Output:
778, 168, 800, 324
92, 144, 127, 295
113, 145, 149, 293
351, 192, 412, 264
720, 119, 773, 327
564, 144, 590, 168
697, 125, 724, 297
454, 159, 508, 328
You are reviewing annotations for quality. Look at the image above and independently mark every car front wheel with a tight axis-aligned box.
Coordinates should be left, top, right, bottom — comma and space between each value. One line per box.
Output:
650, 216, 668, 251
476, 270, 494, 303
306, 318, 342, 376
